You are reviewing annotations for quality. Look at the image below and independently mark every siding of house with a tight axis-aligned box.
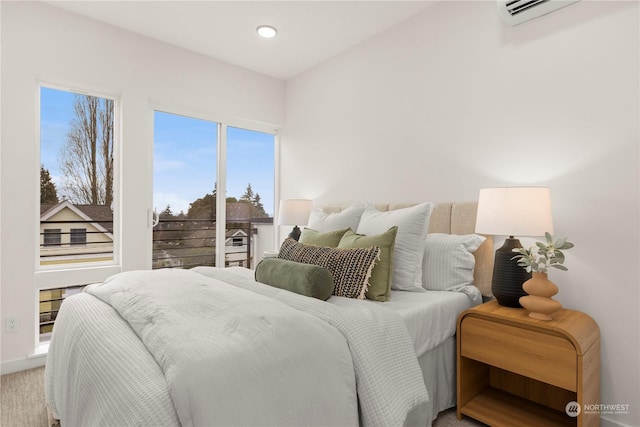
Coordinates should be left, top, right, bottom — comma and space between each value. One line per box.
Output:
40, 205, 114, 265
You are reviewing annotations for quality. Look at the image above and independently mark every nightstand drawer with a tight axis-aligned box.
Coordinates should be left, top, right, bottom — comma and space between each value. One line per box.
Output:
460, 316, 577, 391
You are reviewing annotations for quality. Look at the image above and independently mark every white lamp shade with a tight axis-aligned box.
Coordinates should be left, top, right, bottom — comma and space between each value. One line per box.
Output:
475, 187, 553, 237
278, 199, 312, 226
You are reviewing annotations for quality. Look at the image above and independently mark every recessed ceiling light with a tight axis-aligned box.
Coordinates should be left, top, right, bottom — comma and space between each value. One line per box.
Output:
257, 25, 277, 38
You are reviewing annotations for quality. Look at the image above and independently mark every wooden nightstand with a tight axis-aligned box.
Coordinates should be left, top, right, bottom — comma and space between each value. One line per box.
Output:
457, 300, 600, 427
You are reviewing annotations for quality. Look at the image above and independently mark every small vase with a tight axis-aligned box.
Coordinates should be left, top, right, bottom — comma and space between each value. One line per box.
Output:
519, 272, 562, 321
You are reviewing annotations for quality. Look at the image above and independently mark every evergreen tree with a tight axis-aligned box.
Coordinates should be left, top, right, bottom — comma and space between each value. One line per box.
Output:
239, 183, 269, 218
186, 183, 270, 220
40, 165, 59, 204
252, 193, 267, 218
159, 205, 174, 219
240, 183, 254, 202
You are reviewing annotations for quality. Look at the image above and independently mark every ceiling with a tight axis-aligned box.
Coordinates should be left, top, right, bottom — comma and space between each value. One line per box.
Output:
44, 1, 436, 81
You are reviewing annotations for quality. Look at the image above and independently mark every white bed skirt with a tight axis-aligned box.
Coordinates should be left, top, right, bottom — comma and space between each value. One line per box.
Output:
405, 335, 457, 427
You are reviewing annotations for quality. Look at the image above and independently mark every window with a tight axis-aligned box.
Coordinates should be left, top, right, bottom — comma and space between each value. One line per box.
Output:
70, 228, 87, 245
38, 85, 119, 345
225, 126, 275, 267
39, 86, 117, 267
153, 111, 275, 270
43, 229, 61, 247
39, 285, 85, 343
152, 112, 218, 269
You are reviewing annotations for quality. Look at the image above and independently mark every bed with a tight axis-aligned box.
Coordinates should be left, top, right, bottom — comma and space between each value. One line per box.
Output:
44, 201, 493, 427
311, 202, 494, 425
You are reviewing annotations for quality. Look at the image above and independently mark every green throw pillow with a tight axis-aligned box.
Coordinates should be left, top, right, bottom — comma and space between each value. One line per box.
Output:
338, 226, 397, 302
255, 258, 335, 301
299, 227, 350, 247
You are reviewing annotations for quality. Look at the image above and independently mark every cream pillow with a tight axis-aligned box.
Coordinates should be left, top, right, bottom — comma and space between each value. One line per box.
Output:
422, 233, 486, 291
356, 202, 435, 292
307, 204, 364, 232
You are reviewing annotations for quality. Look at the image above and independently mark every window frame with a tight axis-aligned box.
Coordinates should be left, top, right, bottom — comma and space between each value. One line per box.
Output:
150, 102, 279, 270
35, 82, 122, 286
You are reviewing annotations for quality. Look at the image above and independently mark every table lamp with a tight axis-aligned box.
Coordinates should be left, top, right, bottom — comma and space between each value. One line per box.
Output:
278, 199, 312, 241
475, 187, 553, 307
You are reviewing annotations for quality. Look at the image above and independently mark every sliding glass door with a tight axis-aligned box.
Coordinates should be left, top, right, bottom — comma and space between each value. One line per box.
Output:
152, 111, 218, 269
224, 126, 275, 268
152, 111, 276, 269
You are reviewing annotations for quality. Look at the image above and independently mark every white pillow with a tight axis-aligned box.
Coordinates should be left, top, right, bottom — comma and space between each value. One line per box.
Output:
422, 233, 486, 291
356, 202, 435, 292
307, 204, 364, 232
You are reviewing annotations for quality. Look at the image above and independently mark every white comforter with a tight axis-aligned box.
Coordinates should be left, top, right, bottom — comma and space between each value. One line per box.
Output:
45, 292, 181, 426
194, 267, 429, 427
85, 268, 357, 427
46, 267, 428, 427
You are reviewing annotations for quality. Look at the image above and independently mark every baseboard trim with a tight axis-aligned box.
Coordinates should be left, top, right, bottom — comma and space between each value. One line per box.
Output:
1, 353, 46, 375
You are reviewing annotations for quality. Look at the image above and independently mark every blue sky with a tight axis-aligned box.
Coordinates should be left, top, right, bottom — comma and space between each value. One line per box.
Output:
153, 112, 275, 215
40, 86, 275, 216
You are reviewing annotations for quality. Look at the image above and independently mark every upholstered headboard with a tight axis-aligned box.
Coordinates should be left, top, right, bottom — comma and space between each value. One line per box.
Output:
321, 202, 494, 296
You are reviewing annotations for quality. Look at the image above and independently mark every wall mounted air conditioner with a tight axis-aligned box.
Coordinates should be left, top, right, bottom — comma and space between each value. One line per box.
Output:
498, 0, 580, 26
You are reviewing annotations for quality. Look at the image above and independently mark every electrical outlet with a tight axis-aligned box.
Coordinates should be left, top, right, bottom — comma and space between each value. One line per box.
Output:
5, 317, 18, 333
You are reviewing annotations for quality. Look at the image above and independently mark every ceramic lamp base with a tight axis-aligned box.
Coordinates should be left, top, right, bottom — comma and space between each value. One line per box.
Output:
491, 237, 531, 307
288, 226, 302, 241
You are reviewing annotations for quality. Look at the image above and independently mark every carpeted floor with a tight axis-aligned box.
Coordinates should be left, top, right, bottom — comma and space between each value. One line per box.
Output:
1, 367, 49, 427
1, 366, 484, 427
433, 408, 486, 427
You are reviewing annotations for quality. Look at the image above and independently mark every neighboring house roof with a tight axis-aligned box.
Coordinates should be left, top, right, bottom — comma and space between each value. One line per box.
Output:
41, 201, 114, 238
226, 202, 252, 221
226, 202, 274, 223
225, 229, 247, 243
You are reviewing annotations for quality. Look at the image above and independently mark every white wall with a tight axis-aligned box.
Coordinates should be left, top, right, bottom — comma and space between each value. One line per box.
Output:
2, 1, 638, 425
282, 1, 639, 426
1, 1, 284, 369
